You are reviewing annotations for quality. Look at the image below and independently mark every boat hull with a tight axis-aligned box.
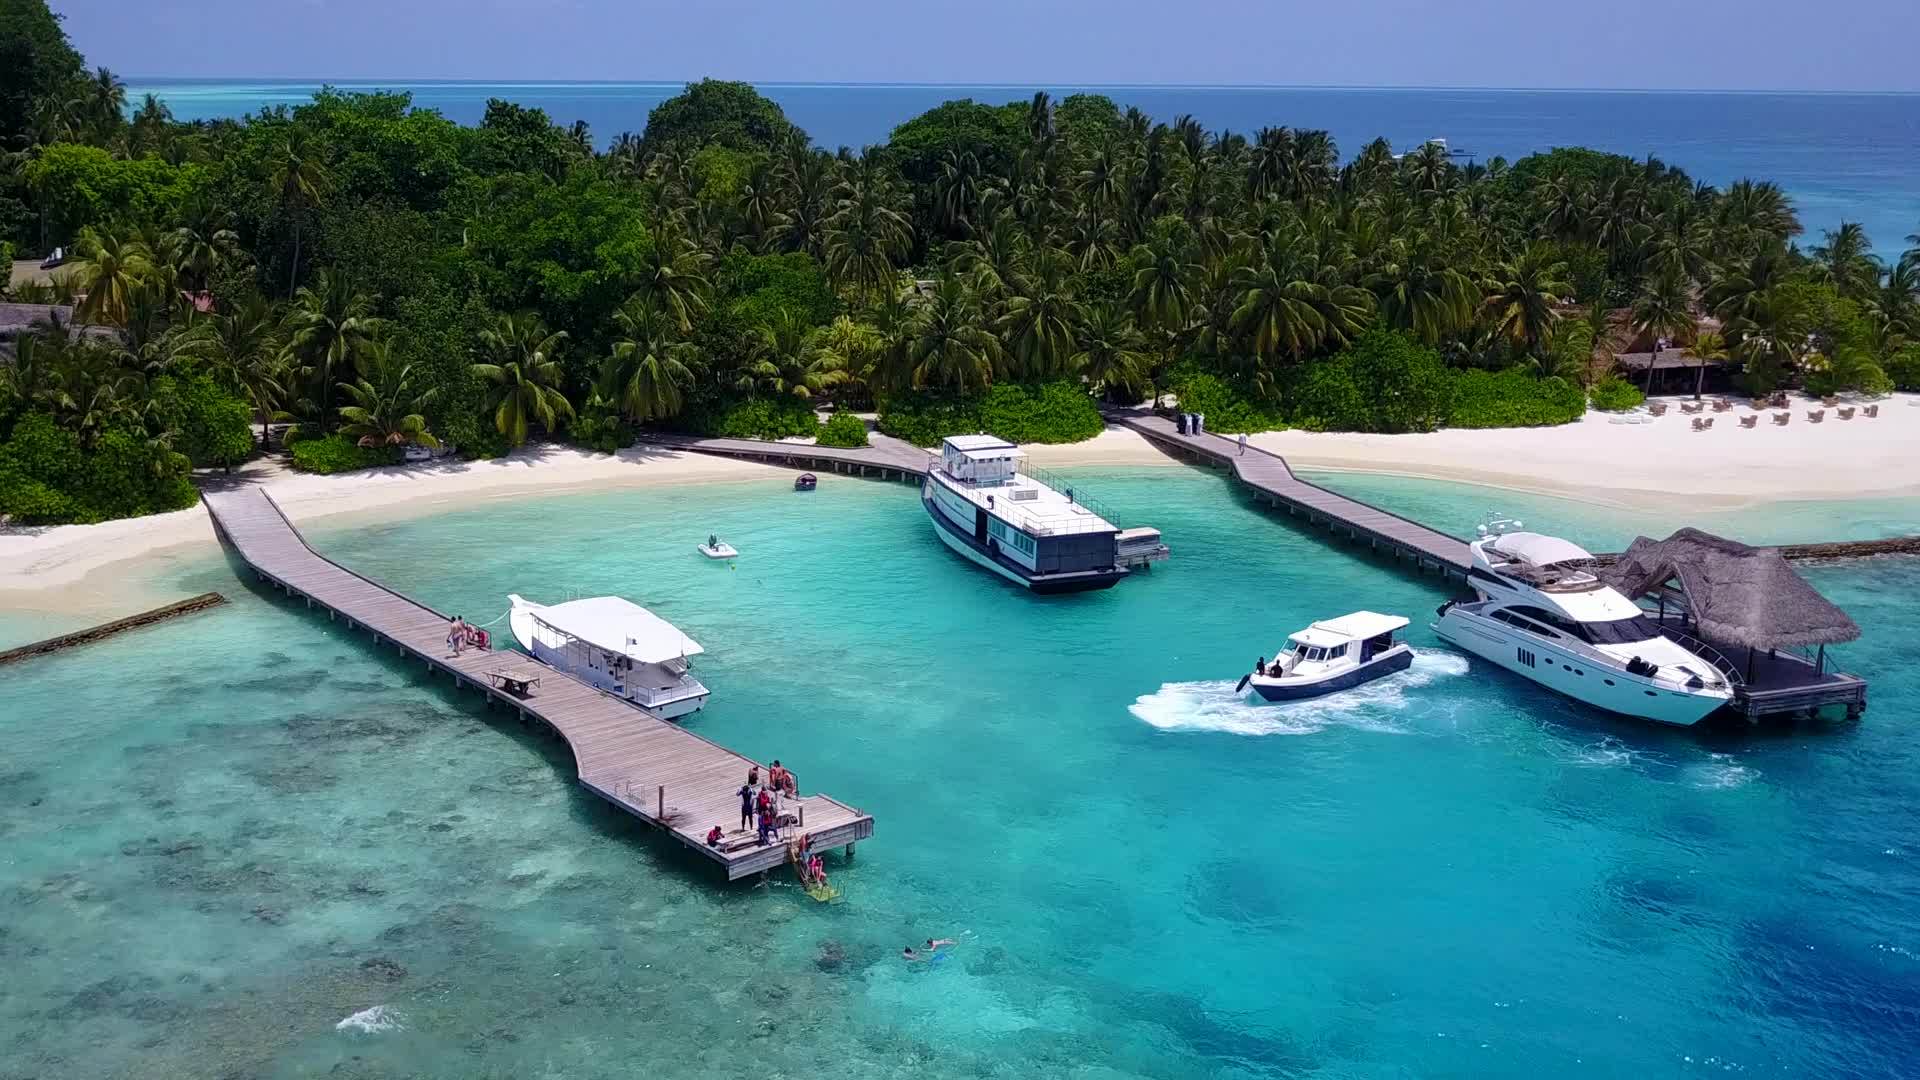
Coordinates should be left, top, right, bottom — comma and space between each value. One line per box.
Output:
921, 487, 1124, 593
1432, 608, 1726, 726
1248, 646, 1414, 701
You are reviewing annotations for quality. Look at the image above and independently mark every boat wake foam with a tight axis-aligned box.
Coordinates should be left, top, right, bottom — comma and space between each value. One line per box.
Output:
336, 1005, 405, 1034
1129, 649, 1469, 737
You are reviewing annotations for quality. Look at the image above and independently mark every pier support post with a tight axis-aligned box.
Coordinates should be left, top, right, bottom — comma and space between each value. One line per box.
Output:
845, 842, 856, 860
657, 785, 664, 821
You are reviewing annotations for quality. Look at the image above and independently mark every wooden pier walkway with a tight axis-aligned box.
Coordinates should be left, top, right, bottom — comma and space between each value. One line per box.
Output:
644, 431, 932, 482
202, 486, 872, 880
1114, 413, 1472, 580
0, 592, 227, 666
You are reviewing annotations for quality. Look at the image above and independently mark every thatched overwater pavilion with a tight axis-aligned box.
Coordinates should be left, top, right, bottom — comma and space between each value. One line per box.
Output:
1596, 528, 1868, 719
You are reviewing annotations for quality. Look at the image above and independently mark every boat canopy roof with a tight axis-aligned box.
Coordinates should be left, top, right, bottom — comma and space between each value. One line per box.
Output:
1289, 611, 1409, 647
1487, 531, 1593, 567
941, 434, 1021, 459
530, 596, 704, 662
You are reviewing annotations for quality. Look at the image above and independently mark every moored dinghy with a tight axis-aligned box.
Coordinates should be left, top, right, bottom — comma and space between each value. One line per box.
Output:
1239, 611, 1414, 701
698, 534, 738, 559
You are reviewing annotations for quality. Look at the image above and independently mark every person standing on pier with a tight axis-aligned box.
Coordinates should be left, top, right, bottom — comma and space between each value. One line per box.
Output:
447, 615, 466, 656
1238, 433, 1248, 455
738, 781, 755, 831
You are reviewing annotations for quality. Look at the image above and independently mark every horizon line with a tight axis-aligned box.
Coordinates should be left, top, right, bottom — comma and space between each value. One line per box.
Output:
118, 77, 1920, 97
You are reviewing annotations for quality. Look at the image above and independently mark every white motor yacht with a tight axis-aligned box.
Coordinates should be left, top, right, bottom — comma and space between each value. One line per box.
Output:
507, 594, 709, 719
1431, 519, 1734, 725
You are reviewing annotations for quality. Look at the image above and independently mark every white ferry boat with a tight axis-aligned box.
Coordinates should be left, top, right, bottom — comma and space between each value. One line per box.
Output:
506, 593, 710, 719
1431, 520, 1734, 725
921, 435, 1127, 593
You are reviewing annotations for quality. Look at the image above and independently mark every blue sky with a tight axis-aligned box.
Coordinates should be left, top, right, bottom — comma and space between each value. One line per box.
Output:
52, 0, 1920, 91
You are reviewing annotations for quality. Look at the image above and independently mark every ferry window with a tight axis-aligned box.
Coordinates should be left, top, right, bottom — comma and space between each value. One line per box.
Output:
1328, 643, 1347, 658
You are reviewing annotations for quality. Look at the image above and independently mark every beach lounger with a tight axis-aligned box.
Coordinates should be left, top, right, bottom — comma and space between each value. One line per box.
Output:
1703, 417, 1714, 429
1680, 402, 1703, 414
1807, 409, 1825, 423
1865, 404, 1880, 418
1690, 417, 1704, 431
1647, 402, 1668, 417
1838, 406, 1856, 419
1711, 399, 1731, 412
1773, 412, 1790, 425
1821, 395, 1840, 407
1739, 414, 1758, 428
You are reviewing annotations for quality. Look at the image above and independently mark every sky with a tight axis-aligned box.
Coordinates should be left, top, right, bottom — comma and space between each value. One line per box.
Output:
50, 0, 1920, 92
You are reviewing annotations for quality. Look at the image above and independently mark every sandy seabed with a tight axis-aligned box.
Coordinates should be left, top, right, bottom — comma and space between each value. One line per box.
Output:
6, 393, 1919, 627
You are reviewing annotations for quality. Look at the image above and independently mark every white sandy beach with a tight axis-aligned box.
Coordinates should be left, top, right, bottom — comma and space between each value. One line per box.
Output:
5, 394, 1919, 627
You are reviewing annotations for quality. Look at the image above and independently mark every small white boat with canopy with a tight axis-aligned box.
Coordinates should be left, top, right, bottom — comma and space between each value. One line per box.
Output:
1238, 611, 1414, 701
507, 594, 710, 719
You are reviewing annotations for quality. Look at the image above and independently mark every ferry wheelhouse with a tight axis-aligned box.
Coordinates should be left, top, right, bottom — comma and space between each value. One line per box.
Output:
1431, 520, 1733, 725
921, 435, 1127, 593
506, 594, 710, 719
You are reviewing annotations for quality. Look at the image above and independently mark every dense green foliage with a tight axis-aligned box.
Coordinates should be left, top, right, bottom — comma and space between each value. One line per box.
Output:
879, 381, 1104, 446
679, 396, 818, 439
5, 7, 1920, 525
1588, 375, 1646, 411
815, 410, 870, 448
1886, 346, 1920, 391
289, 433, 401, 474
0, 412, 196, 524
1449, 369, 1586, 428
1164, 367, 1288, 434
1292, 329, 1454, 433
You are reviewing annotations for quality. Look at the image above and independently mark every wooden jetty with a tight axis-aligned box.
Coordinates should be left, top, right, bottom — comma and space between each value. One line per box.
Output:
201, 486, 872, 880
643, 431, 932, 482
0, 592, 227, 666
1114, 412, 1472, 581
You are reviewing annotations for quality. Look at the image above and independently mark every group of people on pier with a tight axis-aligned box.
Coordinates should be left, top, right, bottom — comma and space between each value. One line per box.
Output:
444, 615, 489, 655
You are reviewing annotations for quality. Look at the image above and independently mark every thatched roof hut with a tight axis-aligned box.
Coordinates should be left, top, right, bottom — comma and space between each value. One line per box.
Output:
1598, 528, 1859, 651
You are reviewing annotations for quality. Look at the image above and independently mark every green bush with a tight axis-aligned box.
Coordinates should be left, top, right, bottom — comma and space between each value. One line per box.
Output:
568, 412, 633, 454
1588, 376, 1645, 412
815, 411, 869, 448
1885, 346, 1920, 392
1290, 329, 1453, 433
1448, 369, 1586, 428
878, 381, 1103, 446
678, 395, 818, 440
290, 433, 401, 474
152, 374, 253, 468
0, 412, 195, 524
1162, 367, 1287, 434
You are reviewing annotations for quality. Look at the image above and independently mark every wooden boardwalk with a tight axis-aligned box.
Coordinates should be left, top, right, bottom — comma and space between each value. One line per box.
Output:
202, 485, 872, 880
644, 431, 932, 481
1115, 413, 1472, 580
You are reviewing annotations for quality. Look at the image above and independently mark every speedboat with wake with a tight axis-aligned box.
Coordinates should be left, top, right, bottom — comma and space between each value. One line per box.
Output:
1430, 518, 1734, 725
507, 593, 710, 719
1237, 611, 1414, 701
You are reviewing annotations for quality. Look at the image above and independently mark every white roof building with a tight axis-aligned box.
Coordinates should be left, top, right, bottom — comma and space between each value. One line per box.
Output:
529, 597, 703, 663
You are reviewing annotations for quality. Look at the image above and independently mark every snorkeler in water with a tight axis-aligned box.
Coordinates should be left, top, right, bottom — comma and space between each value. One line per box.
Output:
926, 938, 956, 950
902, 946, 923, 961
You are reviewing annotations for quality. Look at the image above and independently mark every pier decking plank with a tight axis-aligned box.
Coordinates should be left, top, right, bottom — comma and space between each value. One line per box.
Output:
202, 486, 872, 880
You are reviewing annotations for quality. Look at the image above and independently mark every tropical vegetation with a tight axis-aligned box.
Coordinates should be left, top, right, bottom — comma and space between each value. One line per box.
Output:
6, 0, 1920, 521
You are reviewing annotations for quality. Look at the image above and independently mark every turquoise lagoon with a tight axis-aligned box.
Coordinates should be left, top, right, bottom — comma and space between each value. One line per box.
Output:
4, 467, 1919, 1078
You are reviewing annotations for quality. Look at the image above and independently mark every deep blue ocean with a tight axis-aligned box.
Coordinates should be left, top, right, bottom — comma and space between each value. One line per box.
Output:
131, 81, 1920, 261
5, 467, 1919, 1077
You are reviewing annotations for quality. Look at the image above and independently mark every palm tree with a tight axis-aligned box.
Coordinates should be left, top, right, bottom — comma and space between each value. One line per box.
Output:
1809, 221, 1881, 300
600, 295, 697, 422
67, 228, 153, 327
1630, 268, 1695, 395
748, 307, 829, 398
1368, 237, 1476, 346
472, 312, 575, 445
1073, 303, 1149, 400
630, 224, 711, 333
932, 148, 995, 236
1724, 287, 1809, 395
1687, 329, 1729, 400
82, 67, 126, 136
285, 270, 378, 434
1231, 239, 1363, 370
806, 315, 886, 405
337, 341, 441, 449
1482, 244, 1572, 359
268, 128, 333, 295
904, 277, 998, 392
998, 248, 1085, 381
824, 160, 913, 304
171, 195, 240, 296
186, 295, 285, 447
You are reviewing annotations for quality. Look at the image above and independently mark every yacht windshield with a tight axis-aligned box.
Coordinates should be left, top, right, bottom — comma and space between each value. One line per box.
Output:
1580, 615, 1659, 646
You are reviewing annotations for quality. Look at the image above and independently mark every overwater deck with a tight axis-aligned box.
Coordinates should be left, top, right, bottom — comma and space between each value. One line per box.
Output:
201, 485, 872, 880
